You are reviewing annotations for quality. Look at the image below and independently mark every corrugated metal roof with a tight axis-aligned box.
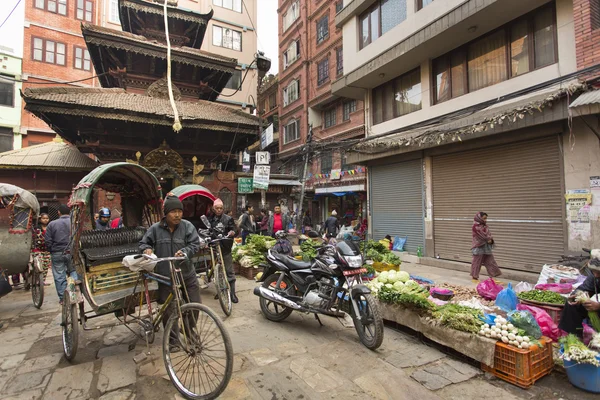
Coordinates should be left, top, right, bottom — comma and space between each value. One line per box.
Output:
0, 140, 99, 171
569, 90, 600, 108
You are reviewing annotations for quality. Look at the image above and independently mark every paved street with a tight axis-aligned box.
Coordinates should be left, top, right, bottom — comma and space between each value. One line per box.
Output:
0, 271, 596, 400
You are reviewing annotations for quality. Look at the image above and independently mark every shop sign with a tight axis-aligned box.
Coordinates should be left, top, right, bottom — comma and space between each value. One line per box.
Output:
238, 178, 254, 193
253, 165, 270, 190
256, 151, 270, 165
330, 169, 341, 180
242, 164, 251, 173
261, 124, 274, 149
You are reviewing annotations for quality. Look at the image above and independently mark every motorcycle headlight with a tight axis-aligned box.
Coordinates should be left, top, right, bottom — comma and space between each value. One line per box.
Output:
345, 255, 363, 268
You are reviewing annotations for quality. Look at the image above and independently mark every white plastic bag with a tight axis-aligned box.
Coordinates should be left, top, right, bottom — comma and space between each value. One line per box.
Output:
514, 281, 533, 294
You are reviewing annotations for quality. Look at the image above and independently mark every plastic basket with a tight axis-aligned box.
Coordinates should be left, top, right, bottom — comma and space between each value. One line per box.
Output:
481, 337, 553, 389
519, 299, 564, 326
562, 350, 600, 393
372, 262, 397, 272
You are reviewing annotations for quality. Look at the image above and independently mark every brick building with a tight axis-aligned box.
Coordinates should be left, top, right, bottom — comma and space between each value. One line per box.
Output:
574, 0, 600, 71
21, 0, 99, 147
278, 0, 367, 226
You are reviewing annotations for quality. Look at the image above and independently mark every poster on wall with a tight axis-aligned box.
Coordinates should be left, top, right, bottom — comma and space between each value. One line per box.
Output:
253, 165, 270, 190
590, 176, 600, 222
566, 189, 592, 241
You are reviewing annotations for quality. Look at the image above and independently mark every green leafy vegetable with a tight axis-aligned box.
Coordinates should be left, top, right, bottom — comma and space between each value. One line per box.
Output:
432, 304, 483, 334
377, 286, 432, 311
299, 239, 320, 261
381, 252, 401, 266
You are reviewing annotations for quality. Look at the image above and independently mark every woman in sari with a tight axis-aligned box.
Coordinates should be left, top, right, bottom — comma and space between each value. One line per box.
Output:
471, 212, 502, 282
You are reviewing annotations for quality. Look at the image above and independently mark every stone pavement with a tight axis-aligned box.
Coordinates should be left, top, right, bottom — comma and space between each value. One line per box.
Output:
0, 270, 596, 400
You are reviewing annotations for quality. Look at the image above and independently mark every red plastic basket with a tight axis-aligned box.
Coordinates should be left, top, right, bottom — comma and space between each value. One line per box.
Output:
481, 337, 553, 389
519, 299, 564, 326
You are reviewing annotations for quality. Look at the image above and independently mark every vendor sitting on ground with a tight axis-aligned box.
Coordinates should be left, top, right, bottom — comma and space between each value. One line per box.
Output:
558, 263, 600, 335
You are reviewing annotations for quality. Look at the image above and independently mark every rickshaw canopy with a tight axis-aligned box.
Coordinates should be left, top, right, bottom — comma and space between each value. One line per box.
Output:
0, 183, 40, 215
170, 184, 216, 202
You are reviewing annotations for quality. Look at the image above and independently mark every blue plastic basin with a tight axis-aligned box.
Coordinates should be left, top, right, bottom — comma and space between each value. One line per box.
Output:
562, 351, 600, 393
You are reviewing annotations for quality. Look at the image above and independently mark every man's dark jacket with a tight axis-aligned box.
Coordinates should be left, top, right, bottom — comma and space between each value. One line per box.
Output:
209, 213, 237, 254
139, 218, 200, 277
45, 215, 71, 253
239, 212, 255, 233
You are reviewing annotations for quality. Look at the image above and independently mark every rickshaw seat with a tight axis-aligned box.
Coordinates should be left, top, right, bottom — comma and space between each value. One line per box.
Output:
80, 227, 147, 267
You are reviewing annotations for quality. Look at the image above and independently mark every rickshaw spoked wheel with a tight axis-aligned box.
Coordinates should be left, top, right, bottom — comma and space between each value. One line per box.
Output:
62, 292, 79, 361
31, 268, 44, 309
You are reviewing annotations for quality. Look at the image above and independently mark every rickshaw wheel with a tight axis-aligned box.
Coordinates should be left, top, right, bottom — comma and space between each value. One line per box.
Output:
31, 269, 44, 309
62, 293, 79, 361
215, 263, 232, 317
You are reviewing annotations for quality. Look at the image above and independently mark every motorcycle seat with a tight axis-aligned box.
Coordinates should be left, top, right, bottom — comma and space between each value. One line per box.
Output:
274, 253, 311, 270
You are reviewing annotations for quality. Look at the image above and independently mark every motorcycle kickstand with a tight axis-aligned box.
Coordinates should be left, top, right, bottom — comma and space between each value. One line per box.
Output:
314, 313, 323, 327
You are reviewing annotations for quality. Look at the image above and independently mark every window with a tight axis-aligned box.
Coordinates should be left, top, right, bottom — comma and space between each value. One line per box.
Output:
336, 47, 343, 76
416, 0, 434, 10
432, 4, 557, 104
73, 46, 91, 70
360, 0, 406, 49
283, 79, 299, 106
76, 0, 93, 22
317, 58, 329, 86
268, 92, 277, 110
212, 26, 242, 51
283, 1, 299, 32
109, 0, 120, 23
343, 100, 356, 121
324, 108, 336, 128
592, 0, 600, 30
213, 0, 242, 13
321, 152, 332, 173
283, 40, 300, 69
341, 151, 353, 171
35, 0, 67, 15
0, 79, 15, 107
284, 120, 300, 144
335, 1, 343, 14
0, 127, 13, 153
372, 68, 421, 125
32, 38, 66, 66
316, 15, 329, 44
224, 69, 242, 90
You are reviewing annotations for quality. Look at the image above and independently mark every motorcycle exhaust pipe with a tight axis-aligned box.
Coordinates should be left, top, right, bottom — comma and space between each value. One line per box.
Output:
253, 286, 304, 311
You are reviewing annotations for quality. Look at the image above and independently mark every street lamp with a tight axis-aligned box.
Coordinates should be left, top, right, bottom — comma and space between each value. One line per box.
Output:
255, 51, 272, 88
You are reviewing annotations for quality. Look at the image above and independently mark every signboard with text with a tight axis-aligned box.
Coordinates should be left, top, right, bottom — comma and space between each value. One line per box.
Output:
238, 178, 254, 194
256, 151, 270, 165
253, 165, 271, 190
261, 124, 274, 149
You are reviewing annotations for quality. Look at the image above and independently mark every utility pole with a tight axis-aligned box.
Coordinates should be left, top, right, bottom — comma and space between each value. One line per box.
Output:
298, 124, 313, 225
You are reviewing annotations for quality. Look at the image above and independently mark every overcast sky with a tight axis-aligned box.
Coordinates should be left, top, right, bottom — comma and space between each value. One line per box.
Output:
0, 0, 25, 57
256, 0, 279, 75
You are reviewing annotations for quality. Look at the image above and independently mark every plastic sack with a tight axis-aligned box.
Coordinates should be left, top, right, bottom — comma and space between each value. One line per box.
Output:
508, 310, 543, 339
534, 283, 573, 294
514, 281, 533, 294
496, 283, 519, 312
516, 304, 559, 341
583, 323, 596, 346
477, 278, 503, 300
393, 236, 407, 252
483, 313, 498, 326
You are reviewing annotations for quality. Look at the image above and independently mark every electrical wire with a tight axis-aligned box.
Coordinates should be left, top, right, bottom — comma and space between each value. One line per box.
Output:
0, 0, 21, 30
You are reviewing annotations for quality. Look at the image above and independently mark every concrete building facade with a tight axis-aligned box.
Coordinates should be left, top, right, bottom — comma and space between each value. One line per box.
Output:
0, 48, 23, 151
334, 0, 600, 274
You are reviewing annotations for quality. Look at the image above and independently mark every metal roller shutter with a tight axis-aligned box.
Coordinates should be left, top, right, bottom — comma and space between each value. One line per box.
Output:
432, 136, 564, 273
370, 159, 425, 253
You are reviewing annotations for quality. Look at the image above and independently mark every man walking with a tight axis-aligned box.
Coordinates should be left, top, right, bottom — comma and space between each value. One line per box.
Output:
324, 210, 340, 239
239, 204, 255, 245
268, 205, 289, 237
209, 199, 239, 303
45, 204, 76, 305
139, 196, 201, 346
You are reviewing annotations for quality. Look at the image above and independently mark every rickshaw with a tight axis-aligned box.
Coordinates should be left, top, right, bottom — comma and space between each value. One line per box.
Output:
64, 163, 233, 399
170, 185, 232, 316
0, 183, 45, 308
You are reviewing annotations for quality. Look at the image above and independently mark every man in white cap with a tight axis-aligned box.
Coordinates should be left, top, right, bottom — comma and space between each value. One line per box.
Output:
208, 198, 239, 303
324, 210, 340, 239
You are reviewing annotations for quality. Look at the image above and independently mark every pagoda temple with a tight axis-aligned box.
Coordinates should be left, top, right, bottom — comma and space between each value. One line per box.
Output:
22, 0, 263, 193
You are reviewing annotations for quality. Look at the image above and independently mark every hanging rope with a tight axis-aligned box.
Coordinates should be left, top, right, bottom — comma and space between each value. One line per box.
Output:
163, 0, 182, 133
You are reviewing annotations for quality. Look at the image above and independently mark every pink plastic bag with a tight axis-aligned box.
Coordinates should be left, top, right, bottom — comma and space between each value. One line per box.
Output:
516, 304, 559, 341
534, 283, 573, 294
477, 278, 503, 300
583, 323, 596, 346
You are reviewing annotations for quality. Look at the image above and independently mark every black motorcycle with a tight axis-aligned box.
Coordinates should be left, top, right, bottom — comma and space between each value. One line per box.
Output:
253, 240, 384, 350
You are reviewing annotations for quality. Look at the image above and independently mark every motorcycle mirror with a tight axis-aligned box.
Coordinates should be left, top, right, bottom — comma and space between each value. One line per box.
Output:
200, 215, 210, 228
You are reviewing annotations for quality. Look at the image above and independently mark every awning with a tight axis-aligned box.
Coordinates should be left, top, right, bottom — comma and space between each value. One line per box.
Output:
315, 184, 365, 194
569, 90, 600, 108
269, 179, 301, 186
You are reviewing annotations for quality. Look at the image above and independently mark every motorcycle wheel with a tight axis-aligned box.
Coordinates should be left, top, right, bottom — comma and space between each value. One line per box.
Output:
259, 273, 296, 322
351, 293, 384, 350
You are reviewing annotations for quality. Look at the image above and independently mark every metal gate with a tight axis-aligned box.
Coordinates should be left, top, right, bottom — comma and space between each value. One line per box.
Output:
432, 136, 564, 273
370, 159, 425, 253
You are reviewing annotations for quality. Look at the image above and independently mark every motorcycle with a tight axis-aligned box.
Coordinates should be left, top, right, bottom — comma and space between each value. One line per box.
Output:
558, 248, 600, 278
253, 239, 384, 350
